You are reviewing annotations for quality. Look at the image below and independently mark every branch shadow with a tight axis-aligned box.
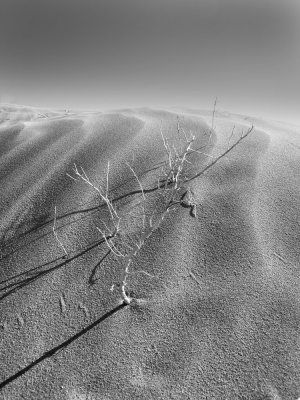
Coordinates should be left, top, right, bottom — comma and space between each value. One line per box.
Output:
0, 140, 215, 297
0, 301, 127, 391
0, 238, 105, 302
0, 184, 162, 261
88, 249, 111, 285
1, 207, 104, 261
1, 140, 211, 258
2, 161, 166, 247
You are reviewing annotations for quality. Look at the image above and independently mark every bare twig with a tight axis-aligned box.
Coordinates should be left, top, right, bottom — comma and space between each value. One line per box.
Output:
65, 110, 254, 305
53, 206, 68, 258
71, 163, 121, 234
189, 270, 201, 286
66, 172, 79, 182
211, 97, 218, 133
185, 125, 254, 183
106, 161, 110, 198
127, 163, 146, 231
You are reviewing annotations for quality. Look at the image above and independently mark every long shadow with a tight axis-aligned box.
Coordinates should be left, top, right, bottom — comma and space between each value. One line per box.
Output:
1, 141, 212, 256
0, 140, 216, 291
0, 183, 158, 261
89, 249, 111, 285
0, 184, 162, 261
0, 207, 101, 261
0, 257, 62, 286
0, 238, 105, 301
0, 302, 127, 391
4, 162, 166, 243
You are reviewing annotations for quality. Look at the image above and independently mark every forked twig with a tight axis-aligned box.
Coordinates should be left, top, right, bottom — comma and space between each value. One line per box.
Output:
185, 124, 254, 183
64, 108, 254, 305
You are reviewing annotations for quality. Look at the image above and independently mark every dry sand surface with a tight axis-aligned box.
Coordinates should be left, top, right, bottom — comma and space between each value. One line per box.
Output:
0, 104, 300, 399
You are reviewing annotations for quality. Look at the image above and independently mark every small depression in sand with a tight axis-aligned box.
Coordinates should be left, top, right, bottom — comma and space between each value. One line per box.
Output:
0, 105, 300, 399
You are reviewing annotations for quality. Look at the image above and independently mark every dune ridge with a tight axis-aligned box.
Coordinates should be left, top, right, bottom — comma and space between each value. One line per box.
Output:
0, 105, 300, 399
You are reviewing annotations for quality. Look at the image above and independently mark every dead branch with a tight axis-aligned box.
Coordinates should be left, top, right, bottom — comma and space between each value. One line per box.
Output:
53, 206, 68, 258
65, 110, 254, 305
185, 124, 254, 183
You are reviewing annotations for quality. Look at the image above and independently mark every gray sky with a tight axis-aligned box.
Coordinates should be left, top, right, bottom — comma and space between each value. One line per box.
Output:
0, 0, 299, 123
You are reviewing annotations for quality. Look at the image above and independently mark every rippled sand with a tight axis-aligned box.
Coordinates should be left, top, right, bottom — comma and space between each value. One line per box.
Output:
0, 104, 300, 399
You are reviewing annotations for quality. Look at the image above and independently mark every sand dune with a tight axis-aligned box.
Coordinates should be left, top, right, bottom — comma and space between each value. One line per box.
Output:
0, 104, 300, 399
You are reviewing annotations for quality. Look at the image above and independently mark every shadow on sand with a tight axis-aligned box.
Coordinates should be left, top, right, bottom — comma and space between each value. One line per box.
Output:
0, 302, 128, 391
0, 238, 105, 301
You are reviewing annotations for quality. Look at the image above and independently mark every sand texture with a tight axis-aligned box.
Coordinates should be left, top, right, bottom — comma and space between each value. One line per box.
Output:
0, 104, 300, 399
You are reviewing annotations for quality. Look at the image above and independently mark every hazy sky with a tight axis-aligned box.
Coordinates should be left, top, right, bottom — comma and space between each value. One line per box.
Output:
0, 0, 299, 123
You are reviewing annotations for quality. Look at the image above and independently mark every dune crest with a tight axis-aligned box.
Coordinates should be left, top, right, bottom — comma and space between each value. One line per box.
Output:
0, 105, 299, 399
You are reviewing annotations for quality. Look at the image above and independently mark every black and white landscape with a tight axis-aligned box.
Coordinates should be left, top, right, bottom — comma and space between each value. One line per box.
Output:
0, 1, 300, 399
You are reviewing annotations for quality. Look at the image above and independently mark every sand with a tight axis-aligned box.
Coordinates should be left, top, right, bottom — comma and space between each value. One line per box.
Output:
0, 104, 299, 399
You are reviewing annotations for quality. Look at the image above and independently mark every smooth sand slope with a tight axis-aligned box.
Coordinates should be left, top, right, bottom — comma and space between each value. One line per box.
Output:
0, 104, 300, 399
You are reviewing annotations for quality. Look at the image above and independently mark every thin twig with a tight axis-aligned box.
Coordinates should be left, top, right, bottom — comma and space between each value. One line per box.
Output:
53, 206, 68, 257
211, 97, 218, 133
66, 111, 254, 305
189, 270, 201, 286
127, 163, 146, 230
106, 161, 110, 198
185, 125, 254, 183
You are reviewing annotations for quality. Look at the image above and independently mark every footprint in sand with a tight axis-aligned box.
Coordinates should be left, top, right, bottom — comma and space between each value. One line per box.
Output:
16, 314, 24, 328
78, 302, 90, 319
59, 294, 67, 314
